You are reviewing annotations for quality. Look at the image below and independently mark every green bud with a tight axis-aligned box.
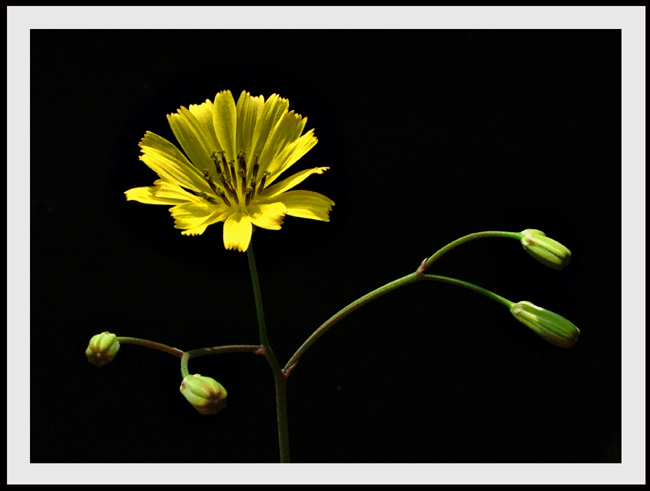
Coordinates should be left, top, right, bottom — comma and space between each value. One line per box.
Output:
510, 301, 581, 348
85, 331, 120, 366
520, 229, 571, 270
180, 374, 228, 415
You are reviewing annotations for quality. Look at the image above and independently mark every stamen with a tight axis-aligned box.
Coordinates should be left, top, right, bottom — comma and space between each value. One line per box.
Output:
219, 168, 231, 187
245, 187, 254, 206
218, 151, 228, 169
217, 151, 231, 183
225, 180, 239, 204
210, 150, 242, 205
195, 191, 219, 205
203, 170, 219, 194
257, 172, 269, 194
228, 161, 237, 187
217, 190, 231, 207
237, 151, 247, 177
251, 159, 260, 183
211, 151, 224, 177
214, 165, 226, 185
239, 170, 247, 196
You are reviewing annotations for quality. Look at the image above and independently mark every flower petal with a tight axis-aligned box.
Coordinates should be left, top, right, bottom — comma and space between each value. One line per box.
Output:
125, 186, 185, 205
170, 201, 230, 234
128, 91, 333, 247
251, 94, 289, 164
139, 132, 213, 194
235, 91, 264, 160
188, 100, 221, 151
181, 225, 210, 236
275, 190, 335, 221
265, 129, 318, 184
154, 180, 206, 203
248, 201, 287, 230
258, 110, 305, 177
223, 212, 253, 252
261, 167, 329, 198
213, 90, 237, 162
287, 114, 307, 144
167, 104, 219, 177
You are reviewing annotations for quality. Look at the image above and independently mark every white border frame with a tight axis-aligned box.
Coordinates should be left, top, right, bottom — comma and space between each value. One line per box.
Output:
8, 6, 645, 484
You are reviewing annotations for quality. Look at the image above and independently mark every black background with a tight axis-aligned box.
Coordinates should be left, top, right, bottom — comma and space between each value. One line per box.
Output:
31, 29, 621, 463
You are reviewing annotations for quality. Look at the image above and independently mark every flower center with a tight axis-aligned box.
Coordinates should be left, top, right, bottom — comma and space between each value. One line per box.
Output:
207, 151, 270, 207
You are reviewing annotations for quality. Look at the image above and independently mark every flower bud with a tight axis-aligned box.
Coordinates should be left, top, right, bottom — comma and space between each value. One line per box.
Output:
180, 374, 228, 415
520, 229, 571, 270
510, 301, 581, 348
85, 331, 120, 366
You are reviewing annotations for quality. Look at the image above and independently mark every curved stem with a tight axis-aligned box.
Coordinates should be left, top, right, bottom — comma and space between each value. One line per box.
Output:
284, 272, 421, 371
421, 231, 522, 272
419, 274, 514, 308
285, 273, 515, 372
180, 345, 262, 378
181, 352, 190, 378
246, 242, 290, 463
186, 344, 263, 360
116, 337, 184, 358
286, 231, 523, 370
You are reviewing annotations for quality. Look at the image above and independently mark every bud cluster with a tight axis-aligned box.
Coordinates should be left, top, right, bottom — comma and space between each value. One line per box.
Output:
520, 229, 571, 270
86, 331, 120, 367
180, 374, 228, 415
510, 301, 581, 348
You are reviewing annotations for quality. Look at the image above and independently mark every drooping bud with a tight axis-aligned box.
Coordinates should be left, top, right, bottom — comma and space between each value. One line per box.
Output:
180, 374, 228, 415
520, 229, 571, 270
510, 301, 581, 348
85, 331, 120, 366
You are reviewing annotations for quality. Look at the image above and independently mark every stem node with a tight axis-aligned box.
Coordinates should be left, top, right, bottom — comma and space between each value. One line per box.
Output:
416, 257, 428, 275
282, 362, 298, 378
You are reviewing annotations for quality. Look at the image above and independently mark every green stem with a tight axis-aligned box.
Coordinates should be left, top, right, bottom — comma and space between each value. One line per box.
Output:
246, 242, 290, 464
420, 231, 522, 272
273, 371, 289, 464
285, 271, 517, 372
286, 232, 523, 371
419, 274, 514, 308
180, 345, 262, 378
247, 241, 271, 348
286, 231, 522, 370
116, 337, 184, 358
284, 272, 422, 371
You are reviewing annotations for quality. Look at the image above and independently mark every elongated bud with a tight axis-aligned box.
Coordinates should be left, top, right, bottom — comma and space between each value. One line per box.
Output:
520, 229, 571, 270
86, 331, 120, 366
180, 374, 228, 415
510, 301, 581, 348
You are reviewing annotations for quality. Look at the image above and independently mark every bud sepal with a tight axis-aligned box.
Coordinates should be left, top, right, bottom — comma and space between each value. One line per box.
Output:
510, 301, 581, 348
520, 229, 571, 270
180, 374, 228, 415
86, 331, 120, 366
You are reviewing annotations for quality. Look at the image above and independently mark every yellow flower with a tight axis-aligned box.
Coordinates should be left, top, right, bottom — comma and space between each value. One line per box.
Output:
125, 90, 334, 252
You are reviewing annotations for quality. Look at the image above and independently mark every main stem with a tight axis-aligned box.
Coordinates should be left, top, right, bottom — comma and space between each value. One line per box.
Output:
247, 242, 290, 463
244, 230, 521, 462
